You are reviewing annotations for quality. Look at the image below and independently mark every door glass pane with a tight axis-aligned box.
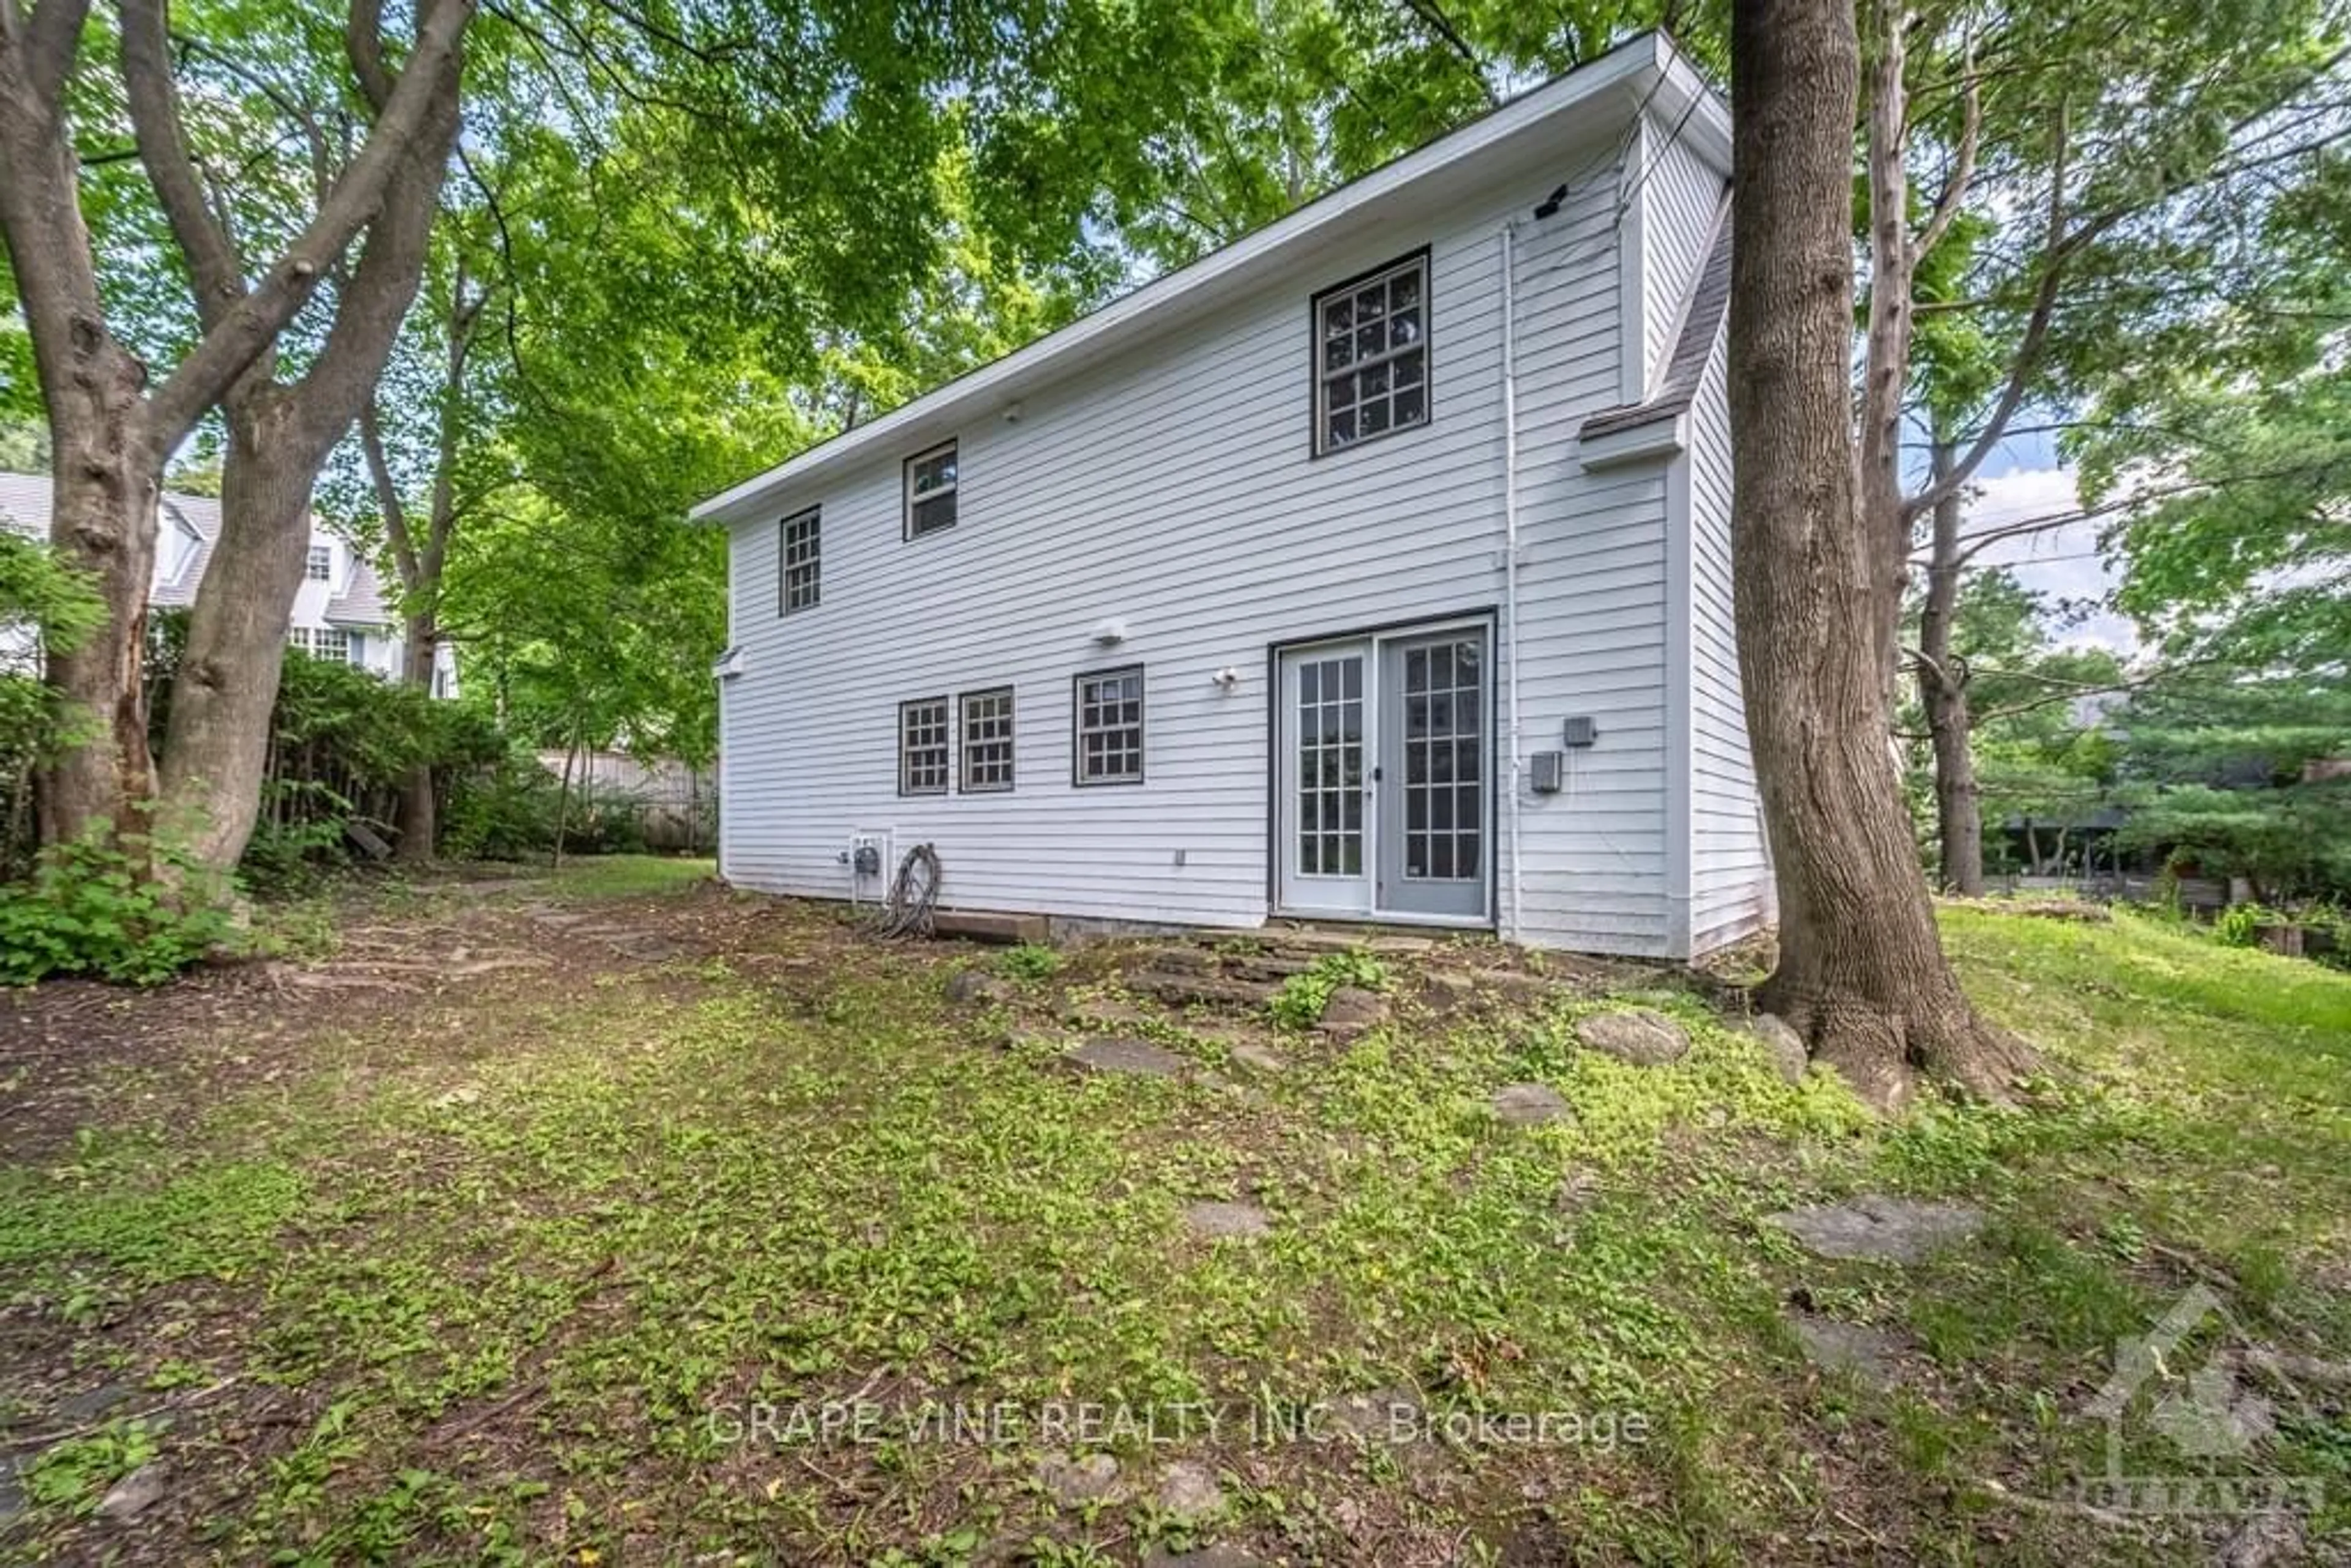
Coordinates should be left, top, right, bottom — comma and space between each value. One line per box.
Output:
1297, 654, 1364, 880
1400, 636, 1482, 883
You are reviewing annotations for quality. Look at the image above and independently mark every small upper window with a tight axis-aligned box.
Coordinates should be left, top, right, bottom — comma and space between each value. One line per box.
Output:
1073, 666, 1144, 786
905, 440, 958, 539
1314, 252, 1428, 454
306, 544, 333, 582
900, 697, 950, 795
779, 508, 820, 613
959, 685, 1014, 792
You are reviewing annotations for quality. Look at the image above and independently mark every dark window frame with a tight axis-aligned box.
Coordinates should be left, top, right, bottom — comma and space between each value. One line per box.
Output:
779, 506, 821, 615
904, 438, 959, 540
957, 684, 1015, 793
898, 695, 951, 797
1309, 247, 1432, 458
1071, 664, 1146, 787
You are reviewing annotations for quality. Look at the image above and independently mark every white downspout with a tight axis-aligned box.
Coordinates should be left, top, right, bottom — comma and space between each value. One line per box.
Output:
1499, 220, 1524, 943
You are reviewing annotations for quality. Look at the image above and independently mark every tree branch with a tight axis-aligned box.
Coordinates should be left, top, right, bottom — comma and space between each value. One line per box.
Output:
144, 0, 476, 453
358, 397, 418, 588
119, 0, 246, 326
1911, 48, 1978, 262
20, 0, 90, 106
1904, 99, 2078, 522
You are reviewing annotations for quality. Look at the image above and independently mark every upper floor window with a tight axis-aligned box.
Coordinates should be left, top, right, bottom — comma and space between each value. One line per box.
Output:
306, 544, 333, 582
1313, 252, 1428, 454
959, 685, 1014, 792
779, 508, 820, 613
905, 440, 958, 539
1073, 666, 1144, 786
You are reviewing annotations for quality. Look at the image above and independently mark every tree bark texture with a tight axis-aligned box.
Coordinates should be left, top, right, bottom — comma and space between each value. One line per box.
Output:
153, 0, 467, 871
1730, 0, 2035, 1111
1914, 440, 1985, 893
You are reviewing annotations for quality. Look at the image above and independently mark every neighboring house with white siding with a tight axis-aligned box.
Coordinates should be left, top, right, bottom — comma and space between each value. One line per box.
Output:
693, 32, 1771, 959
0, 471, 456, 696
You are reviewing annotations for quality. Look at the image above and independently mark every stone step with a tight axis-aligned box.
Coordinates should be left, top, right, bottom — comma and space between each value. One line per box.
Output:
932, 909, 1051, 944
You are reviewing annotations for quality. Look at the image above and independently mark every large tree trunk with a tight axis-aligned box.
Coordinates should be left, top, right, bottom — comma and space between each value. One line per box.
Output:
154, 383, 317, 868
34, 364, 161, 855
1730, 0, 2034, 1113
1914, 440, 1984, 894
149, 11, 466, 875
396, 611, 438, 861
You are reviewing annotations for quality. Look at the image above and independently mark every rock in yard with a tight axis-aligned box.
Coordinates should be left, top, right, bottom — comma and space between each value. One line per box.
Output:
1155, 1460, 1227, 1520
1128, 972, 1281, 1010
1064, 992, 1153, 1026
1789, 1314, 1908, 1390
1316, 985, 1387, 1035
1767, 1195, 1985, 1264
97, 1463, 166, 1522
1745, 1014, 1810, 1084
945, 969, 1017, 1006
1324, 1387, 1423, 1444
1183, 1201, 1272, 1239
1491, 1082, 1571, 1127
2218, 1510, 2307, 1568
1227, 1040, 1288, 1073
1575, 1009, 1690, 1067
1037, 1449, 1124, 1507
1062, 1037, 1189, 1078
1468, 969, 1553, 1006
55, 1380, 140, 1423
1142, 1547, 1267, 1568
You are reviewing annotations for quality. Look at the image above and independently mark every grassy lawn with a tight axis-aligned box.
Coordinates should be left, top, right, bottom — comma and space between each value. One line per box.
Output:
1, 861, 2345, 1564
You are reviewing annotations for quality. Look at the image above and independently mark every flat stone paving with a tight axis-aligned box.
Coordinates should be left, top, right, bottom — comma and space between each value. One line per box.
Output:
1063, 1037, 1190, 1077
1766, 1195, 1986, 1263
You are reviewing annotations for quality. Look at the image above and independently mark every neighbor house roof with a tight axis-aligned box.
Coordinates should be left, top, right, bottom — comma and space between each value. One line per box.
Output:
0, 470, 396, 626
689, 30, 1731, 527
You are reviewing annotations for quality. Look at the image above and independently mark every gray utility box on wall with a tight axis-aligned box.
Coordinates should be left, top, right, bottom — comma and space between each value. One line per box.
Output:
1530, 751, 1565, 793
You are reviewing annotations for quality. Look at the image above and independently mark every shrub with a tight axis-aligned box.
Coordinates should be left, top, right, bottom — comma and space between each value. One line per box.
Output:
1267, 948, 1390, 1030
0, 827, 240, 986
2213, 901, 2274, 948
996, 942, 1062, 981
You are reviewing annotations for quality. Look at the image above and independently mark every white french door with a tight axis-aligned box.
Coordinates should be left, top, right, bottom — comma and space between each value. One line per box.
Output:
1275, 620, 1491, 923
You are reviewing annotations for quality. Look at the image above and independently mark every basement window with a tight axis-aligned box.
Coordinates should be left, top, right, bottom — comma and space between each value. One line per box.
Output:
959, 686, 1014, 792
1073, 666, 1144, 786
1313, 251, 1429, 454
899, 697, 950, 796
779, 507, 820, 613
905, 440, 959, 539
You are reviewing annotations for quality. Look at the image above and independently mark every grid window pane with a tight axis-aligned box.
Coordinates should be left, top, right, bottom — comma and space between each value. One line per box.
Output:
899, 697, 950, 795
1074, 666, 1144, 785
305, 546, 332, 582
1315, 255, 1431, 454
1400, 637, 1482, 883
780, 508, 820, 613
1295, 654, 1364, 876
906, 440, 959, 538
959, 686, 1014, 792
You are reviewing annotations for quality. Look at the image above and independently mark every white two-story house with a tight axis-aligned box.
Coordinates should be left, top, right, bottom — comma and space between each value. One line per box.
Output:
0, 471, 456, 696
693, 32, 1770, 959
